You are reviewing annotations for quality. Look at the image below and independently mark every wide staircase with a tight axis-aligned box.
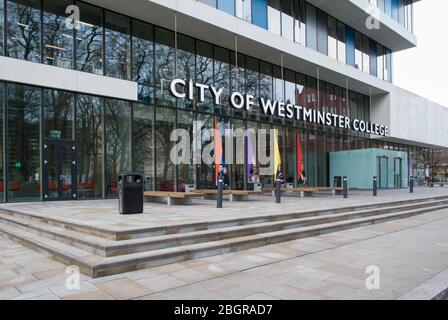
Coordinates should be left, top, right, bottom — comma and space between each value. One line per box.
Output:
0, 196, 447, 278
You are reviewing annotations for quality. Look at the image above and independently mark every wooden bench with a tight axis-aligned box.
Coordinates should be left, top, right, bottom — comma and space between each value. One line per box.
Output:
194, 189, 261, 202
144, 191, 205, 206
430, 183, 445, 188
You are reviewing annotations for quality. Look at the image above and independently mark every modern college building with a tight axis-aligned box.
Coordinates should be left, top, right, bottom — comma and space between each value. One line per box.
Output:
0, 0, 447, 202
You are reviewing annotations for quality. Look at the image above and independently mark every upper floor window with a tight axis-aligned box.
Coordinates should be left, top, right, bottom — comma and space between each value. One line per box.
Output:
294, 0, 306, 46
236, 0, 251, 23
43, 0, 74, 69
268, 0, 281, 36
6, 0, 41, 62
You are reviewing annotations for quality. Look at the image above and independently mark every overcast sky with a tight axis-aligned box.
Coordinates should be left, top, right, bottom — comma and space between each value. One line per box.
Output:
393, 0, 448, 107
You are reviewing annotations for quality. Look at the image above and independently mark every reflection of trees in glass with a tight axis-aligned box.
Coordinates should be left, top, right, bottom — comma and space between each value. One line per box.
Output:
1, 1, 5, 54
154, 29, 175, 106
43, 0, 73, 69
76, 95, 103, 198
105, 12, 131, 80
7, 83, 40, 200
214, 49, 230, 108
177, 41, 195, 109
177, 110, 194, 188
7, 0, 41, 62
155, 108, 175, 191
196, 42, 214, 112
105, 99, 131, 196
132, 22, 153, 85
43, 90, 74, 140
76, 3, 103, 75
133, 104, 154, 190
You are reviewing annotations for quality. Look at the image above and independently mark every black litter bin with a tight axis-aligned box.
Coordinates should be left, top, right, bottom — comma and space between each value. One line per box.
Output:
119, 172, 144, 214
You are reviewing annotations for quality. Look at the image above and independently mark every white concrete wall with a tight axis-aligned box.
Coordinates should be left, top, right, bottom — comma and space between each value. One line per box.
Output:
371, 86, 448, 149
0, 56, 138, 101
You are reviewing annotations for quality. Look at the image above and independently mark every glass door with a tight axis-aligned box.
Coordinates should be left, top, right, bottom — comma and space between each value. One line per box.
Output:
394, 157, 403, 189
377, 156, 389, 189
43, 140, 76, 201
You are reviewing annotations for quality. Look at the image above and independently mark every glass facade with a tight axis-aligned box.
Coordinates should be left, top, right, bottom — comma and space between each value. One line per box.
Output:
0, 1, 429, 203
197, 0, 395, 82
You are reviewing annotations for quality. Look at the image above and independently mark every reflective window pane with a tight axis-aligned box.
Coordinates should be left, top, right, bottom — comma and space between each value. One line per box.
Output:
105, 11, 131, 80
281, 0, 294, 41
76, 2, 103, 75
132, 20, 153, 85
105, 98, 131, 198
236, 0, 251, 22
155, 107, 175, 191
133, 103, 154, 191
267, 0, 281, 36
76, 95, 103, 199
7, 83, 41, 202
336, 21, 346, 63
0, 0, 4, 55
43, 0, 74, 69
0, 83, 4, 202
327, 16, 337, 60
7, 0, 41, 62
294, 0, 306, 45
154, 27, 175, 107
43, 89, 74, 140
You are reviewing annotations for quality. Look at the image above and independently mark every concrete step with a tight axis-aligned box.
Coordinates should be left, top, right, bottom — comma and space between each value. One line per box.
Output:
1, 195, 447, 241
1, 198, 448, 258
0, 202, 446, 278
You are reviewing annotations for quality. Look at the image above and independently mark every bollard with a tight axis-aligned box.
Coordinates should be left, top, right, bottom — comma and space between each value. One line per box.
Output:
217, 178, 224, 208
373, 176, 378, 197
343, 176, 348, 199
409, 176, 414, 193
275, 179, 281, 204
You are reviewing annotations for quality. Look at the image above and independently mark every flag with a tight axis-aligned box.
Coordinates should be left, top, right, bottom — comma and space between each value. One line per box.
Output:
273, 128, 282, 179
214, 118, 223, 179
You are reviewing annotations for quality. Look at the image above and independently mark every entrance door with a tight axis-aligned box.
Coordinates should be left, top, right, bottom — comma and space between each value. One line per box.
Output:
394, 157, 403, 189
43, 140, 76, 201
377, 156, 389, 189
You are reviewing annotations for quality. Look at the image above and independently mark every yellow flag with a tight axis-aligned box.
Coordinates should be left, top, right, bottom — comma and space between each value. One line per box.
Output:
273, 129, 282, 179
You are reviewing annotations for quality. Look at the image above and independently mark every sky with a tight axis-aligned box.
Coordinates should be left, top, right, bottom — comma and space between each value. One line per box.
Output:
393, 0, 448, 107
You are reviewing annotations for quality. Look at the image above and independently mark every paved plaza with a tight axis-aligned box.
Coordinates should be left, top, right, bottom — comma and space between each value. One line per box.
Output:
0, 187, 447, 300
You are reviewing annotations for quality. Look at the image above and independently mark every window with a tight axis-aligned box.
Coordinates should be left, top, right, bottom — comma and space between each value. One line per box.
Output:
214, 46, 230, 109
354, 31, 362, 70
155, 107, 175, 191
377, 44, 384, 80
246, 56, 259, 120
7, 0, 41, 62
7, 83, 41, 202
0, 0, 4, 55
236, 0, 251, 22
76, 2, 103, 75
294, 0, 306, 46
362, 35, 370, 73
105, 11, 131, 80
327, 16, 337, 60
43, 0, 74, 69
176, 34, 195, 109
336, 21, 346, 63
305, 4, 317, 50
316, 9, 327, 55
43, 89, 74, 140
369, 39, 377, 76
196, 40, 214, 112
268, 0, 281, 36
281, 0, 294, 41
133, 104, 154, 191
105, 98, 131, 198
154, 27, 175, 107
217, 0, 234, 15
197, 0, 216, 8
76, 95, 103, 199
132, 20, 154, 103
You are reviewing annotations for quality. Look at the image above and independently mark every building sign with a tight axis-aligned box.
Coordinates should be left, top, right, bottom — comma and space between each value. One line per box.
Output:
50, 130, 62, 139
169, 79, 389, 137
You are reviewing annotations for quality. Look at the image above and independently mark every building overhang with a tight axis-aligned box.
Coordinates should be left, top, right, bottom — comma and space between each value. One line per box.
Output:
307, 0, 418, 52
85, 0, 391, 96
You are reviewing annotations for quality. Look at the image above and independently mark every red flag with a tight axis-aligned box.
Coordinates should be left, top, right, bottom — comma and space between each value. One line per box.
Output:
296, 132, 303, 175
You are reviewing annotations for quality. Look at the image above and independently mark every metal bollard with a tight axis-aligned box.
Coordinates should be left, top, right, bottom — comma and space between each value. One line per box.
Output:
409, 176, 414, 193
343, 176, 348, 199
275, 179, 281, 204
373, 176, 378, 197
217, 179, 224, 208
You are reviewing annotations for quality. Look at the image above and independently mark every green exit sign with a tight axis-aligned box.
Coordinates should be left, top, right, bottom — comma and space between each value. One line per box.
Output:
50, 130, 62, 139
15, 162, 22, 168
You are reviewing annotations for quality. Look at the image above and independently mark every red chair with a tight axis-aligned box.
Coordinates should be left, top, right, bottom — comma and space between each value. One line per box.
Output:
48, 181, 58, 191
85, 182, 95, 190
11, 181, 20, 192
